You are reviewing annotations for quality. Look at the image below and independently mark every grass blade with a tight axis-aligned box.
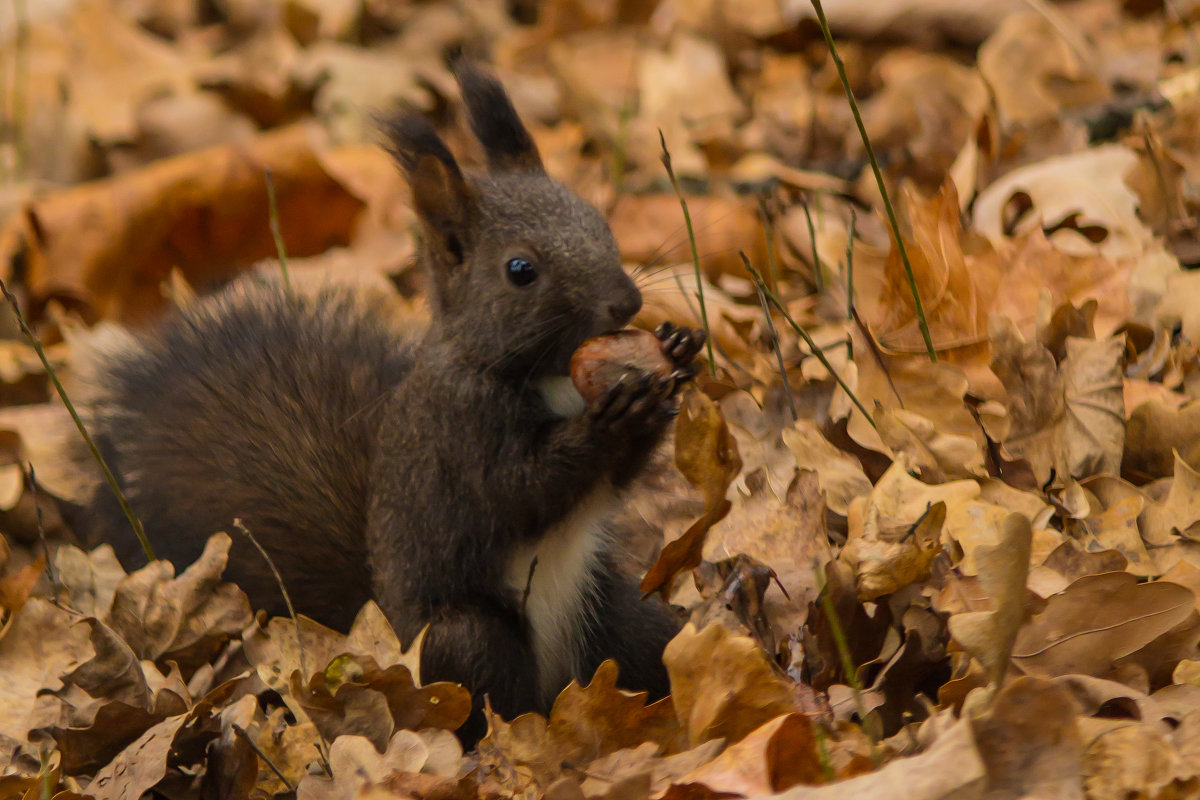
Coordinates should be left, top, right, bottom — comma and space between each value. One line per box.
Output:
659, 130, 716, 377
808, 0, 937, 363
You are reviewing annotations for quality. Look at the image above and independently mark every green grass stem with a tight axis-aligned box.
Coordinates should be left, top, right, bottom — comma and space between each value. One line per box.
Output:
264, 169, 293, 295
740, 262, 875, 429
845, 210, 856, 321
0, 279, 153, 561
741, 252, 797, 421
658, 131, 715, 377
757, 193, 781, 293
808, 0, 936, 363
802, 200, 824, 294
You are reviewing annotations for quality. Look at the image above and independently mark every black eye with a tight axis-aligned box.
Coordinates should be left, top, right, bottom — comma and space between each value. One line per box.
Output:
506, 257, 537, 287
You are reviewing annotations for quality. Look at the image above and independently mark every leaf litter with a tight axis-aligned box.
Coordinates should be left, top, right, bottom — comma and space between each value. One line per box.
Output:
3, 0, 1200, 797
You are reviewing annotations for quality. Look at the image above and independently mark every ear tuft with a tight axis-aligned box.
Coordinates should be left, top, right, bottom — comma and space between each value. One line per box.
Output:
454, 61, 543, 173
377, 111, 461, 178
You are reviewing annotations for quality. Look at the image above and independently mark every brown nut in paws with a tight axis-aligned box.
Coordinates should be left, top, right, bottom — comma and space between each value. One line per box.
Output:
570, 329, 674, 404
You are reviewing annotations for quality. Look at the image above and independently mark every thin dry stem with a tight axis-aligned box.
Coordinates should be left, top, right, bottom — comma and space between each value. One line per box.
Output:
233, 518, 332, 770
232, 723, 296, 792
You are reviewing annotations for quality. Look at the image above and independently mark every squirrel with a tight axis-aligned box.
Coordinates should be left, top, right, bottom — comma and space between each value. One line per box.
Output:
67, 63, 705, 744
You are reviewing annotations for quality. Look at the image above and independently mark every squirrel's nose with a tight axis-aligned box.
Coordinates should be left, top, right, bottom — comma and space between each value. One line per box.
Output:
606, 282, 642, 329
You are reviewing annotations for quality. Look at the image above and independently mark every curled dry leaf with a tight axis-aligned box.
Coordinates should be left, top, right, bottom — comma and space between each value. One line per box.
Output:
295, 728, 464, 800
946, 512, 1033, 686
839, 459, 977, 600
990, 318, 1125, 485
1013, 573, 1196, 680
842, 498, 945, 602
753, 716, 987, 800
2, 125, 365, 324
1124, 398, 1200, 481
781, 420, 872, 516
642, 389, 742, 599
969, 677, 1084, 799
0, 598, 93, 766
478, 659, 679, 796
663, 623, 798, 748
106, 532, 252, 666
676, 713, 822, 795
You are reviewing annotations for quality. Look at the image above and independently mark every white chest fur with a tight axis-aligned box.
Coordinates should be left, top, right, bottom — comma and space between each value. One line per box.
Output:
503, 484, 614, 704
533, 375, 587, 418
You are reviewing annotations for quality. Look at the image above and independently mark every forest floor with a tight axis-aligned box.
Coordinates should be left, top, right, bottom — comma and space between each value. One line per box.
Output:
2, 0, 1200, 797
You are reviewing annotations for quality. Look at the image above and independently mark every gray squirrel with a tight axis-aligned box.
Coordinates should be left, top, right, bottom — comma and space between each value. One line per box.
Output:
68, 63, 704, 744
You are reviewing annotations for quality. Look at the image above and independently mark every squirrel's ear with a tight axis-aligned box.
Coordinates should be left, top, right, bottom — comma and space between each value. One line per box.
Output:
410, 154, 472, 266
378, 112, 460, 180
379, 113, 473, 264
455, 61, 543, 173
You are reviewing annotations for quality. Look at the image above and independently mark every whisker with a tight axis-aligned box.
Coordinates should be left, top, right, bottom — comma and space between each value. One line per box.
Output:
633, 245, 751, 290
484, 310, 574, 373
628, 206, 743, 279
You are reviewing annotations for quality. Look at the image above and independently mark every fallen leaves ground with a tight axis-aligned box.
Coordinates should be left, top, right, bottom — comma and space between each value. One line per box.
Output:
2, 0, 1200, 797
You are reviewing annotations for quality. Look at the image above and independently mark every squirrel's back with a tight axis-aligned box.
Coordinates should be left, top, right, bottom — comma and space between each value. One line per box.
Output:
74, 279, 418, 629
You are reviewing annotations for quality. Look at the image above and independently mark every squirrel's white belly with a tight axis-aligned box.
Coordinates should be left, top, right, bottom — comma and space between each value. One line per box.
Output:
503, 483, 613, 704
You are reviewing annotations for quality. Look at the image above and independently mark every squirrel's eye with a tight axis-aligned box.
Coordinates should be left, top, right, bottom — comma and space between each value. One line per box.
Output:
506, 257, 537, 287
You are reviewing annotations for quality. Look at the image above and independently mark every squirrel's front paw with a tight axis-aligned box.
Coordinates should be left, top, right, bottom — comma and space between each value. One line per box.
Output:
588, 370, 680, 439
655, 322, 706, 370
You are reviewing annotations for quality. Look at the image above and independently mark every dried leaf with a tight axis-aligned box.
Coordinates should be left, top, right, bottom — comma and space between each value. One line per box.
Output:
1013, 573, 1195, 679
663, 623, 798, 747
642, 389, 741, 599
947, 513, 1033, 685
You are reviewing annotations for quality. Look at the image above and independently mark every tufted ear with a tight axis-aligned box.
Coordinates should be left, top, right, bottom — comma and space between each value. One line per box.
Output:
379, 111, 459, 178
379, 112, 474, 272
455, 61, 544, 173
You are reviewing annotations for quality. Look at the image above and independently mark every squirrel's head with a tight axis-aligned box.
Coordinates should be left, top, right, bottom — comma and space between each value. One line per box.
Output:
380, 63, 640, 378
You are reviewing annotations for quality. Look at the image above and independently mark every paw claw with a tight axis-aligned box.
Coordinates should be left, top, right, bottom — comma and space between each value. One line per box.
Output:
657, 325, 706, 367
587, 366, 682, 439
